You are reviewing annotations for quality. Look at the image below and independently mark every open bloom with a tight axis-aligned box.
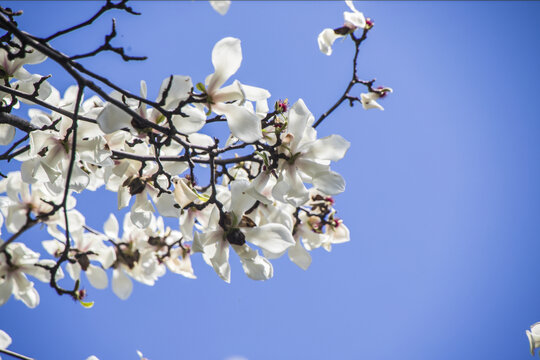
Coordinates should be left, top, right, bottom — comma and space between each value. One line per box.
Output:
272, 99, 350, 206
0, 242, 62, 308
193, 180, 295, 282
204, 37, 270, 143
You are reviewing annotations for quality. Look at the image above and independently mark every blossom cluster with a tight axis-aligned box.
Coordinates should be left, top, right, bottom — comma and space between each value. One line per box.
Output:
0, 1, 389, 309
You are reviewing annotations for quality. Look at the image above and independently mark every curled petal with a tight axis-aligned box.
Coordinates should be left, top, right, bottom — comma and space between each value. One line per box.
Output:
318, 28, 343, 56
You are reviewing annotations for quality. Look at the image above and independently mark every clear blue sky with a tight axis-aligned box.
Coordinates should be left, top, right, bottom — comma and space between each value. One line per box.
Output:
2, 1, 540, 359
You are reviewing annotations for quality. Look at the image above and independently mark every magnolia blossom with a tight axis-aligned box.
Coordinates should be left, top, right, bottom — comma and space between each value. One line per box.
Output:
203, 37, 270, 143
318, 0, 366, 56
360, 87, 393, 111
193, 180, 295, 282
0, 242, 62, 308
272, 99, 350, 206
42, 225, 114, 290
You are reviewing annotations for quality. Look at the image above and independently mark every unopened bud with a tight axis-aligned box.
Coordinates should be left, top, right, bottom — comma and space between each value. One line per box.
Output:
366, 18, 374, 29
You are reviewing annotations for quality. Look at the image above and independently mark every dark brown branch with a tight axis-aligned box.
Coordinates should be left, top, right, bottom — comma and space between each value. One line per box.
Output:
43, 0, 140, 42
0, 348, 35, 360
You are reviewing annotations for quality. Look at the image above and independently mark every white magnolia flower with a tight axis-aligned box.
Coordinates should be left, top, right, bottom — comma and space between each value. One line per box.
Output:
527, 322, 540, 355
42, 226, 114, 290
318, 1, 367, 56
360, 88, 393, 111
0, 242, 62, 308
204, 37, 270, 143
272, 99, 350, 206
210, 0, 230, 15
193, 180, 295, 282
104, 213, 166, 300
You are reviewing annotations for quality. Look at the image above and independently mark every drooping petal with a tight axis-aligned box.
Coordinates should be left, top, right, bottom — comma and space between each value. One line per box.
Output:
209, 239, 231, 283
112, 269, 133, 300
233, 244, 273, 281
16, 286, 39, 308
0, 277, 13, 306
318, 28, 343, 56
130, 193, 154, 228
207, 37, 242, 93
288, 239, 312, 270
86, 264, 108, 289
242, 223, 295, 254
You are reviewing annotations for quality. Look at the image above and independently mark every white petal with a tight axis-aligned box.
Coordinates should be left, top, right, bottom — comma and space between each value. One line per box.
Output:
238, 82, 271, 101
0, 329, 12, 350
210, 0, 230, 15
216, 103, 262, 143
305, 134, 350, 162
317, 28, 342, 56
312, 170, 346, 195
131, 194, 154, 228
86, 265, 108, 289
209, 239, 231, 283
230, 179, 256, 218
112, 269, 133, 300
287, 99, 311, 143
171, 105, 206, 134
331, 222, 350, 244
242, 223, 295, 254
69, 165, 90, 193
66, 262, 81, 281
17, 286, 39, 308
0, 278, 13, 306
0, 124, 15, 146
344, 10, 366, 29
234, 245, 273, 281
288, 239, 312, 270
103, 213, 119, 239
96, 103, 133, 134
154, 192, 181, 218
157, 75, 192, 109
208, 37, 242, 93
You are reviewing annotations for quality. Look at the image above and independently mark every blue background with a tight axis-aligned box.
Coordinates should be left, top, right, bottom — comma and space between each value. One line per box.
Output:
1, 1, 540, 359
